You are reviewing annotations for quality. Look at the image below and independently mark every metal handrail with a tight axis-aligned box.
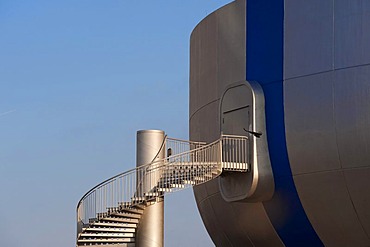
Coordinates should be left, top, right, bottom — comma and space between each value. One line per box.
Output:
76, 134, 249, 232
132, 136, 206, 205
75, 135, 202, 211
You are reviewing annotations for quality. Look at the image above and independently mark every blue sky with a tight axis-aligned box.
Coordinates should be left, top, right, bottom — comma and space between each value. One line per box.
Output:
0, 1, 232, 246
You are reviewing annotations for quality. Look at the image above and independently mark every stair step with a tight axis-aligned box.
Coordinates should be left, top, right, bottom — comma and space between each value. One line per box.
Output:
156, 187, 172, 192
77, 238, 135, 243
133, 204, 145, 210
83, 227, 136, 233
77, 244, 135, 247
194, 176, 206, 181
203, 174, 215, 179
100, 217, 139, 224
92, 222, 137, 228
98, 210, 142, 221
131, 197, 145, 203
170, 183, 185, 188
183, 180, 196, 185
110, 212, 141, 219
144, 192, 160, 197
118, 205, 144, 215
107, 206, 120, 213
88, 218, 99, 224
120, 202, 133, 208
80, 232, 135, 238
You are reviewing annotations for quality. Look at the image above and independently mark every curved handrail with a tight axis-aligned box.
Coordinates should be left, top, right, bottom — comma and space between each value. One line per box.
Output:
76, 134, 249, 230
76, 166, 135, 211
76, 137, 206, 211
76, 137, 209, 225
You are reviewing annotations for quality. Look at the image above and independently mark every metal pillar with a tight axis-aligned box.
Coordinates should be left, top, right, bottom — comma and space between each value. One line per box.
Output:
136, 130, 165, 247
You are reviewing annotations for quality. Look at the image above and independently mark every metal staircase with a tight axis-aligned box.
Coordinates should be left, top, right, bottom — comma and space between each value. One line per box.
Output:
76, 134, 249, 246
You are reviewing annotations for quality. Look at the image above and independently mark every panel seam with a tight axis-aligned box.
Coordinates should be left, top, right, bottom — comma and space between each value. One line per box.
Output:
189, 99, 219, 120
293, 166, 370, 177
342, 171, 370, 240
285, 62, 370, 81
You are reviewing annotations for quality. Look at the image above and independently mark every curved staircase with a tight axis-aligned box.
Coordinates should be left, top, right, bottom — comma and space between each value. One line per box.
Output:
76, 134, 249, 246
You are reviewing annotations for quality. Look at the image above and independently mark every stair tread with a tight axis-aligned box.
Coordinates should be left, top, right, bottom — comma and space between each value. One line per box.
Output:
118, 207, 144, 215
109, 212, 141, 219
80, 232, 135, 237
77, 238, 135, 243
91, 222, 137, 228
78, 244, 135, 247
100, 217, 139, 224
133, 204, 145, 210
83, 227, 136, 233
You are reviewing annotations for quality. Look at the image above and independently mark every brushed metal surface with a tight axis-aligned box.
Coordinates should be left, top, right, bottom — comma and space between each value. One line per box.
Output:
204, 174, 221, 196
334, 66, 370, 169
344, 168, 370, 238
190, 101, 220, 144
189, 12, 218, 117
219, 81, 274, 202
284, 0, 334, 79
207, 194, 254, 246
191, 0, 370, 246
196, 194, 234, 246
284, 1, 370, 246
334, 0, 370, 69
293, 171, 370, 247
136, 130, 165, 247
285, 72, 341, 175
191, 170, 220, 201
230, 201, 284, 247
136, 201, 164, 247
189, 0, 246, 118
216, 1, 246, 90
196, 192, 284, 247
190, 1, 283, 246
136, 130, 165, 167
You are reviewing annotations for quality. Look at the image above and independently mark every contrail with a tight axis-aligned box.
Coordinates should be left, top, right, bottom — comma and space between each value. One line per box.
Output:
0, 109, 16, 117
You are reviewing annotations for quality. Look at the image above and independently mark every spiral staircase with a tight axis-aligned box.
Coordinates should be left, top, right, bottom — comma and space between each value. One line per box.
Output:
76, 133, 249, 246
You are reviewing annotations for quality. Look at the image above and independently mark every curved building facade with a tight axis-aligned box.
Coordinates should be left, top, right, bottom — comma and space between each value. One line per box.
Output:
189, 0, 370, 246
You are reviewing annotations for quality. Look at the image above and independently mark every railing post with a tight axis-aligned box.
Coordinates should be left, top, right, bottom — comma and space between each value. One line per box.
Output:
219, 136, 223, 171
136, 130, 165, 247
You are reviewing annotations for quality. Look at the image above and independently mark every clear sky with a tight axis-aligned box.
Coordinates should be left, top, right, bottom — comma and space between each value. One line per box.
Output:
0, 1, 232, 246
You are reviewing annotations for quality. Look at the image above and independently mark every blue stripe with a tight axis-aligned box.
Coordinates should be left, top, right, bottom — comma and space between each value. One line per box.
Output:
246, 1, 323, 246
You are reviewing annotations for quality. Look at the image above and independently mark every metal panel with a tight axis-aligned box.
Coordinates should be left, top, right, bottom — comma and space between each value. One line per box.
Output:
284, 0, 334, 79
285, 72, 341, 175
190, 1, 283, 246
136, 202, 164, 247
230, 202, 284, 247
334, 0, 370, 69
189, 0, 246, 118
216, 1, 246, 91
334, 66, 370, 169
192, 177, 210, 205
294, 171, 370, 247
196, 192, 284, 247
344, 168, 370, 238
207, 194, 255, 247
196, 195, 233, 247
211, 194, 284, 247
189, 101, 220, 144
189, 12, 219, 118
136, 130, 165, 247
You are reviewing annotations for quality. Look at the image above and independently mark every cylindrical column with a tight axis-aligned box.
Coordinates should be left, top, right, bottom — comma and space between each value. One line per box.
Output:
136, 130, 165, 247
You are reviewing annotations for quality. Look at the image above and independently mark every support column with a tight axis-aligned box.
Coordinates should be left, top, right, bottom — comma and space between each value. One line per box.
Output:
136, 130, 165, 247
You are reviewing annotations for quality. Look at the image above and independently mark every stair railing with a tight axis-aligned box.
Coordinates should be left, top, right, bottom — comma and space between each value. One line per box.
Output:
76, 134, 249, 235
134, 137, 206, 202
221, 134, 250, 171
